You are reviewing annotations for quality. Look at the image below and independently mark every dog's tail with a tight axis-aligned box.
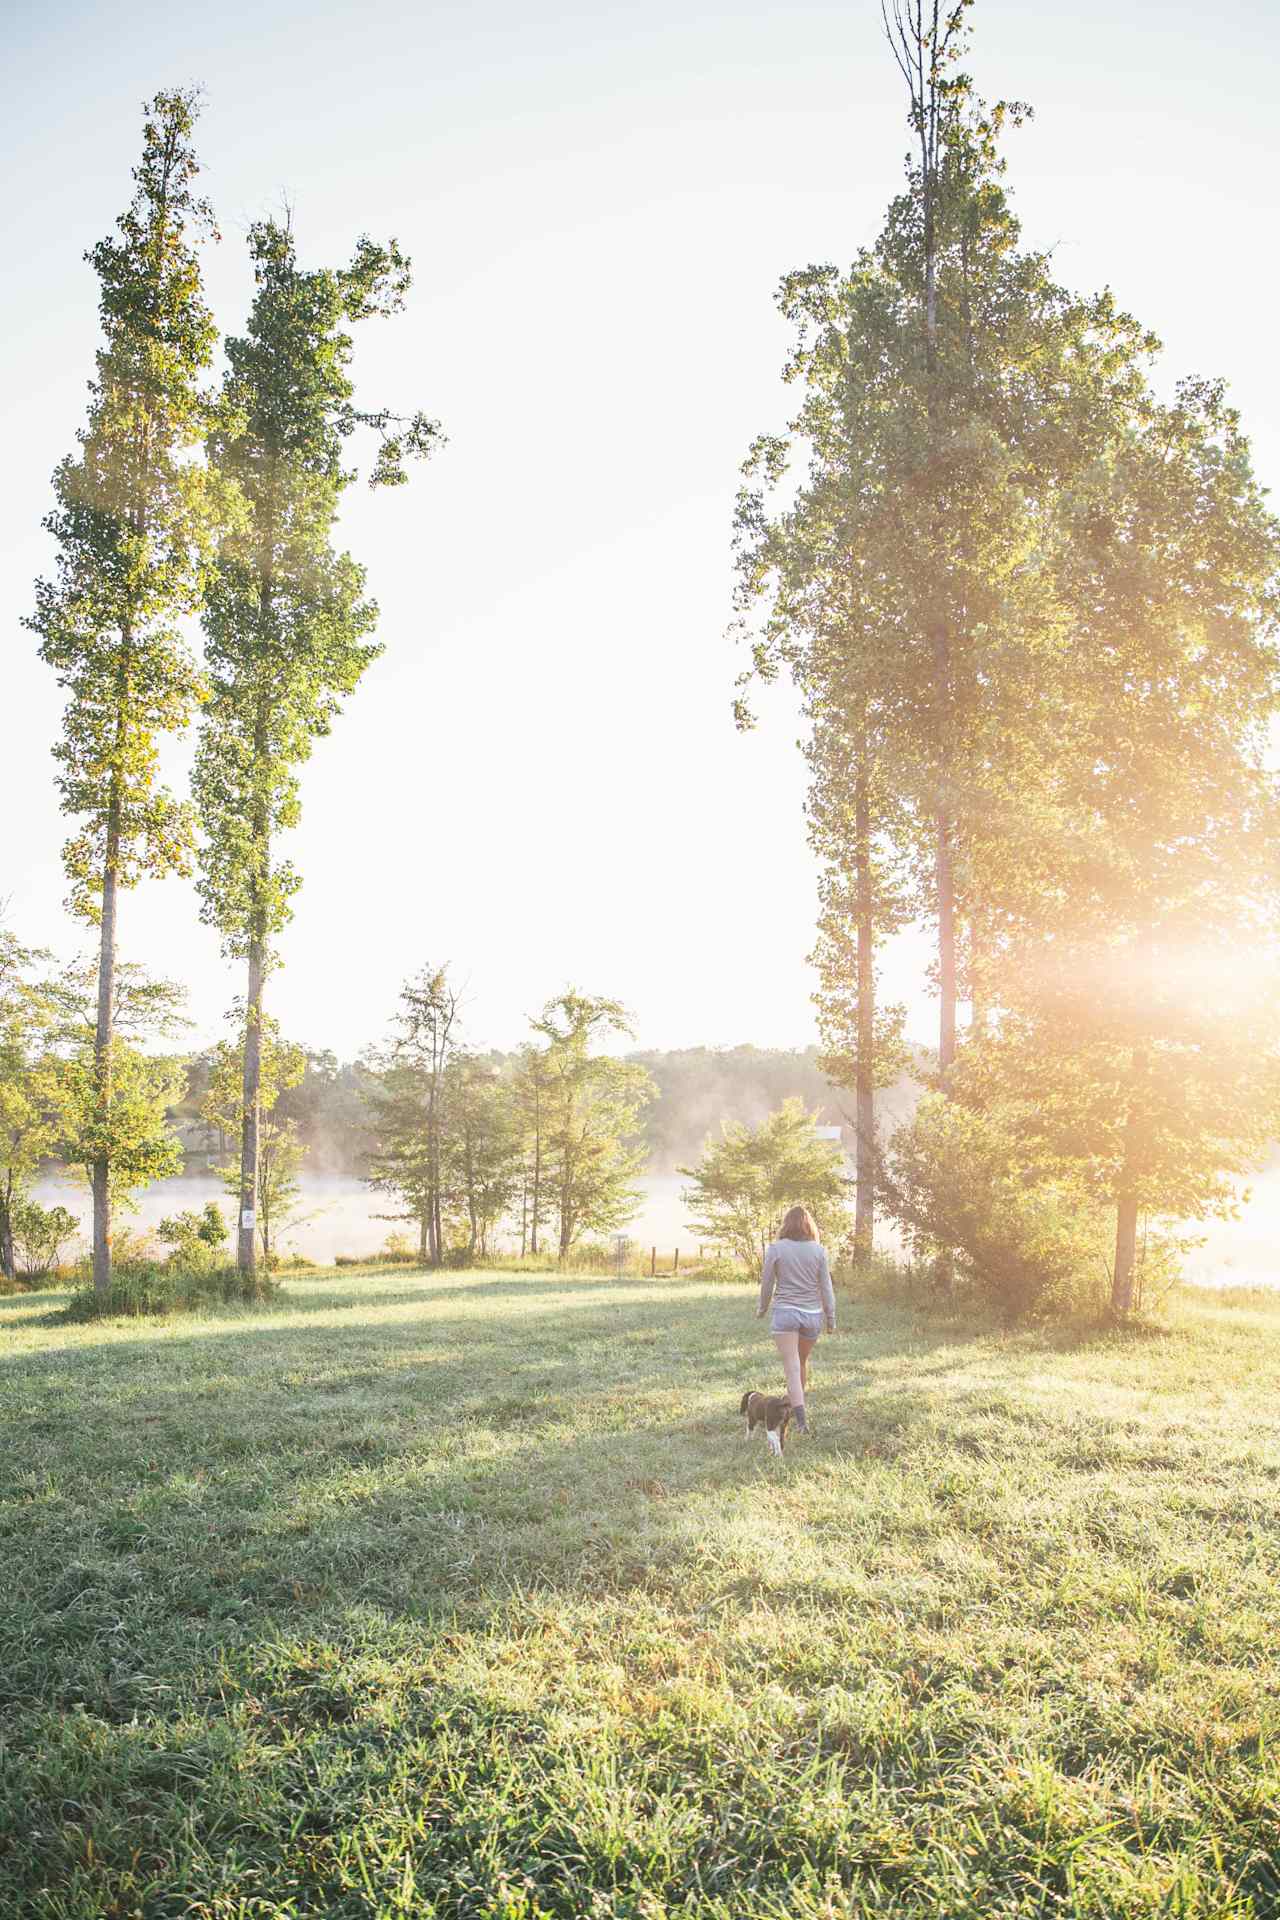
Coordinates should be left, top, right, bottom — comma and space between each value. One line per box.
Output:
738, 1391, 752, 1415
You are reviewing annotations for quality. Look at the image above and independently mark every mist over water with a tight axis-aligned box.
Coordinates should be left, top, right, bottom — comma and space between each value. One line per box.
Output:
30, 1165, 1280, 1285
29, 1170, 704, 1265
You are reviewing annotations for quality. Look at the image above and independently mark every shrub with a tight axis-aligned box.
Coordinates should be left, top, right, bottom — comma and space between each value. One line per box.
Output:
884, 1096, 1111, 1321
65, 1259, 281, 1319
157, 1202, 229, 1273
563, 1241, 616, 1273
11, 1199, 81, 1277
696, 1254, 752, 1285
833, 1249, 916, 1303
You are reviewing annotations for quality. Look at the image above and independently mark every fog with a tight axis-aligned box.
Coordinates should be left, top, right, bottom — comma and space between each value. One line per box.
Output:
29, 1170, 703, 1265
31, 1165, 1280, 1285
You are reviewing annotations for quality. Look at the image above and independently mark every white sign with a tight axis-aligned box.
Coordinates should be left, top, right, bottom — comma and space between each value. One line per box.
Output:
241, 1209, 256, 1230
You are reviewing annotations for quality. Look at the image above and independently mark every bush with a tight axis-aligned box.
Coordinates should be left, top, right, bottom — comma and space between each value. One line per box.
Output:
833, 1249, 916, 1303
695, 1253, 752, 1285
11, 1199, 81, 1277
65, 1260, 281, 1320
884, 1097, 1111, 1321
382, 1232, 419, 1262
157, 1202, 229, 1274
563, 1241, 617, 1273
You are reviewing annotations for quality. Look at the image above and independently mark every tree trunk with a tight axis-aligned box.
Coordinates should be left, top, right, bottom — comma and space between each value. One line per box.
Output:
935, 803, 957, 1072
1111, 1060, 1146, 1314
92, 792, 122, 1300
1112, 1192, 1139, 1315
236, 933, 264, 1290
0, 1178, 15, 1284
853, 757, 875, 1265
424, 1077, 440, 1266
529, 1102, 541, 1256
969, 919, 988, 1036
418, 1211, 429, 1263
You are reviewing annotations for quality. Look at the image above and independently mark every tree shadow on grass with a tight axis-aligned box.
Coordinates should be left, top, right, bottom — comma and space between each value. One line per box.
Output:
4, 1269, 1237, 1918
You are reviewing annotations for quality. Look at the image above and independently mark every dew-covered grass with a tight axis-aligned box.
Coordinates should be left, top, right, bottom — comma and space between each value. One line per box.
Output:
3, 1270, 1280, 1917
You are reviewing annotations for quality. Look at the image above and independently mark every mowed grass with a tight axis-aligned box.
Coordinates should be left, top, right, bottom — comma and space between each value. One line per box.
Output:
3, 1274, 1280, 1919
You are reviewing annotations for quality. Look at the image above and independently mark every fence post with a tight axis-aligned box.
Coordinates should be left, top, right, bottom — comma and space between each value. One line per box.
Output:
650, 1246, 656, 1277
673, 1247, 679, 1274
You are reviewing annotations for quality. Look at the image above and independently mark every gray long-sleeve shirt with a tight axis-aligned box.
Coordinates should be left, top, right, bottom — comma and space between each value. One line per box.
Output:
757, 1239, 836, 1329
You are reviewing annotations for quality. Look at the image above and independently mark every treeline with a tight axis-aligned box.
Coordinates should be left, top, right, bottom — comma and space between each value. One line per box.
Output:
734, 2, 1280, 1315
169, 1040, 923, 1176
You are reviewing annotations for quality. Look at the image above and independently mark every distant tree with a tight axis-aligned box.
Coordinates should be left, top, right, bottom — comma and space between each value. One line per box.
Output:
442, 1053, 523, 1260
194, 217, 440, 1288
28, 91, 224, 1298
52, 964, 189, 1235
363, 1058, 434, 1264
680, 1098, 852, 1271
511, 1043, 555, 1256
533, 992, 652, 1259
0, 926, 63, 1283
364, 966, 460, 1266
202, 1020, 307, 1269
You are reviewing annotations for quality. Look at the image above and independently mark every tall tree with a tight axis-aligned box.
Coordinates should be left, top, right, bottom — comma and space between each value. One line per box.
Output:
976, 380, 1280, 1310
736, 9, 1150, 1067
194, 219, 440, 1289
29, 90, 222, 1298
807, 735, 910, 1263
532, 992, 653, 1259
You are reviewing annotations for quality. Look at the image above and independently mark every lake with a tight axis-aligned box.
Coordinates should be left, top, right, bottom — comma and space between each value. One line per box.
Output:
29, 1164, 1280, 1285
29, 1169, 702, 1265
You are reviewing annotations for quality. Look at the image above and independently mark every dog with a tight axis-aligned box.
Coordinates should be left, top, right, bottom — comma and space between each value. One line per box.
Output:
739, 1390, 793, 1456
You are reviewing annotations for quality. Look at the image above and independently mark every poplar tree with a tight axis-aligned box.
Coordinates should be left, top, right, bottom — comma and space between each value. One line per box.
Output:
29, 90, 221, 1297
194, 219, 440, 1288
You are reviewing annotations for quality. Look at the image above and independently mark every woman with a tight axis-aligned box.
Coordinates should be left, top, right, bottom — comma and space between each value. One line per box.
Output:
756, 1205, 835, 1434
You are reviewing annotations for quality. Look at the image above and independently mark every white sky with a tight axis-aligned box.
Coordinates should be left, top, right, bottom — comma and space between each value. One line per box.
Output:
3, 0, 1276, 1060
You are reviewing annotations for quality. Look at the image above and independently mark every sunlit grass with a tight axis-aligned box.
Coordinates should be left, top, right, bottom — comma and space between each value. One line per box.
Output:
3, 1271, 1280, 1916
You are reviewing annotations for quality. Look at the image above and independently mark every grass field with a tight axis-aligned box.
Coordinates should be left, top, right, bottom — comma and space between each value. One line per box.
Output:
3, 1271, 1280, 1918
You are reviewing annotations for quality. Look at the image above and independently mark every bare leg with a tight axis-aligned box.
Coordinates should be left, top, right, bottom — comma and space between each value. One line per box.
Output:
773, 1330, 804, 1409
798, 1335, 816, 1393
